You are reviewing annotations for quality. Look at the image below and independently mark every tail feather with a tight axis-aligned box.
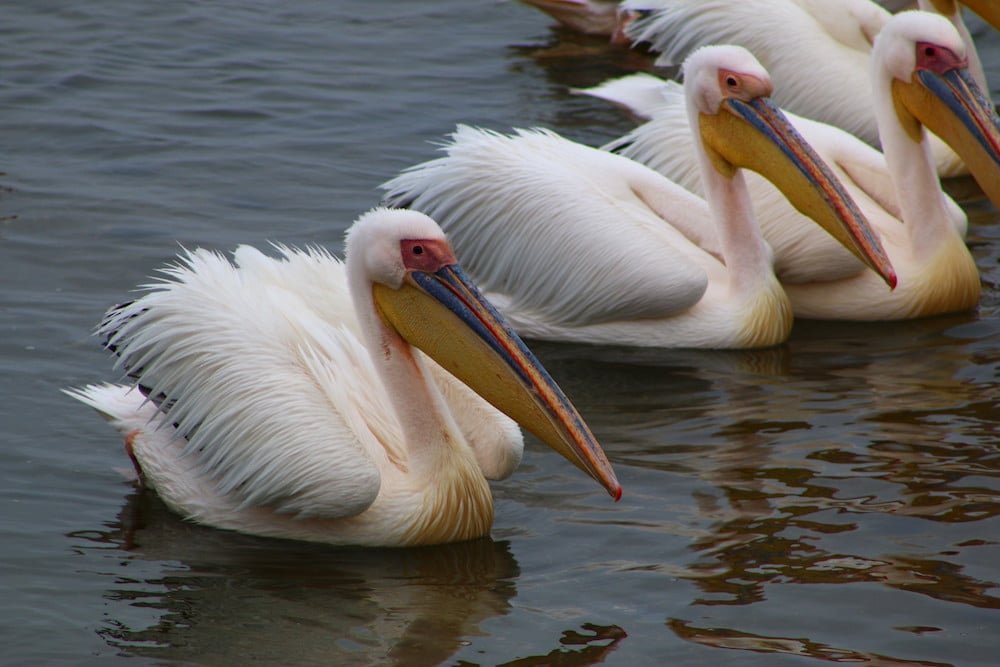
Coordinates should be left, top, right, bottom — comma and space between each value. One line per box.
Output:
64, 383, 165, 481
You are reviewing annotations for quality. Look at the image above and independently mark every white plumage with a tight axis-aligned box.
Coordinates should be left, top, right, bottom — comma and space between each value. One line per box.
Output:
388, 125, 719, 330
382, 46, 893, 348
586, 11, 999, 319
68, 208, 620, 547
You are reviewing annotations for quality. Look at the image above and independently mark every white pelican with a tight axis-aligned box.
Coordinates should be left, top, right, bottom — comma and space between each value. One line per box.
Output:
619, 0, 998, 177
589, 11, 1000, 319
381, 46, 894, 349
66, 208, 620, 548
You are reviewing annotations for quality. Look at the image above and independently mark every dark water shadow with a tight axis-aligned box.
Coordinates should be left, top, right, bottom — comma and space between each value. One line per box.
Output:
69, 489, 630, 667
667, 618, 952, 666
502, 23, 666, 145
484, 623, 627, 667
522, 318, 1000, 663
507, 25, 663, 88
69, 489, 521, 666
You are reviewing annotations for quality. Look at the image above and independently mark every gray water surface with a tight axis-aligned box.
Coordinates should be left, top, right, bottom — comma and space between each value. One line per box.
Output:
3, 2, 1000, 665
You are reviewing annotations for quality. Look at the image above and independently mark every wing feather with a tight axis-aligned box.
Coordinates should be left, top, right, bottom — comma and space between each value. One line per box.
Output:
381, 125, 712, 329
789, 0, 889, 51
572, 71, 674, 121
99, 246, 395, 520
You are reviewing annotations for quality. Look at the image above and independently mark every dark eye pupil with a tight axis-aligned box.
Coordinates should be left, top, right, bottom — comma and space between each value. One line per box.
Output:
925, 46, 935, 57
413, 245, 423, 255
727, 76, 737, 87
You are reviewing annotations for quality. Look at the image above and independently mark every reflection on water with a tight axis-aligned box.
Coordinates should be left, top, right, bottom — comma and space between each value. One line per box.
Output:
71, 491, 627, 667
71, 490, 519, 666
522, 295, 1000, 663
508, 26, 662, 87
505, 27, 664, 146
667, 618, 952, 666
493, 624, 627, 667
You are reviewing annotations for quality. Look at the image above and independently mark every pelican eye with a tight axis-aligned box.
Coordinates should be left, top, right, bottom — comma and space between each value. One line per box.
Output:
726, 76, 738, 87
924, 46, 935, 57
400, 238, 457, 272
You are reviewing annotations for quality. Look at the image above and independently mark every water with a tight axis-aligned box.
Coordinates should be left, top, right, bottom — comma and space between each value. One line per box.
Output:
2, 2, 999, 665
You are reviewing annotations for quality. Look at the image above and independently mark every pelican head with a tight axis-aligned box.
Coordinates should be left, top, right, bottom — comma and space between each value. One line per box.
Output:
876, 11, 1000, 208
684, 45, 897, 289
347, 208, 621, 500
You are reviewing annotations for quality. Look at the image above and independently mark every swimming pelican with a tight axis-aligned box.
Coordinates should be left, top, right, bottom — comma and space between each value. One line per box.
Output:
66, 208, 620, 548
381, 46, 894, 349
593, 11, 1000, 319
619, 0, 998, 177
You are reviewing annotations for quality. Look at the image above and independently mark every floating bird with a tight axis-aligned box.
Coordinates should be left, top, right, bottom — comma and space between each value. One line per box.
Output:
589, 11, 1000, 319
619, 0, 998, 177
381, 46, 894, 349
67, 208, 620, 548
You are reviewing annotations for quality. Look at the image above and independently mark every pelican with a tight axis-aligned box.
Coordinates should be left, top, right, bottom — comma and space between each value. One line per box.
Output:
66, 208, 620, 548
381, 46, 894, 349
588, 11, 1000, 319
619, 0, 998, 177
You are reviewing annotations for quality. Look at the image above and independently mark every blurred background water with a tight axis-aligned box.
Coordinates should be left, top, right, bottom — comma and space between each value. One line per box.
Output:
2, 1, 999, 665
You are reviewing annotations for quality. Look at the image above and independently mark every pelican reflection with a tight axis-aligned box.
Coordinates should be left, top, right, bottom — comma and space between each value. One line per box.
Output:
70, 489, 519, 666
